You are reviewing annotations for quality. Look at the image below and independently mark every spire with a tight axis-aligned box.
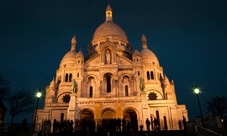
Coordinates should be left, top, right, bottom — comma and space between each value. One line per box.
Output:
71, 34, 76, 51
141, 34, 148, 49
105, 3, 113, 22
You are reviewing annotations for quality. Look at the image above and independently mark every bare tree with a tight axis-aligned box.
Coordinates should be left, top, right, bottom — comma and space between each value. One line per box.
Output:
0, 73, 10, 101
207, 95, 227, 119
6, 89, 36, 127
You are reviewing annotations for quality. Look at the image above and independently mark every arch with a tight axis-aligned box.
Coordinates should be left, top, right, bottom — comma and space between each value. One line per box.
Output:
119, 73, 131, 82
79, 109, 95, 132
106, 75, 111, 92
150, 71, 154, 80
89, 86, 93, 97
77, 73, 79, 78
123, 108, 138, 131
122, 75, 130, 83
87, 76, 96, 84
156, 110, 160, 126
65, 73, 68, 82
103, 73, 113, 93
125, 85, 129, 96
60, 113, 64, 122
57, 92, 71, 103
146, 89, 163, 100
147, 71, 150, 80
102, 110, 116, 119
150, 114, 155, 131
100, 108, 116, 119
78, 108, 94, 116
85, 75, 97, 81
100, 108, 116, 131
69, 73, 72, 82
163, 116, 168, 130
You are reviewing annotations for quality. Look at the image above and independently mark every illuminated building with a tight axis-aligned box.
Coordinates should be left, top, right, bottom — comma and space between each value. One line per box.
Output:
36, 4, 188, 132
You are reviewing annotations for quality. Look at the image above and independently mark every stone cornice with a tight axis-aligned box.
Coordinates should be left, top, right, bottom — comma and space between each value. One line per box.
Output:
84, 69, 99, 72
77, 99, 141, 105
118, 68, 133, 71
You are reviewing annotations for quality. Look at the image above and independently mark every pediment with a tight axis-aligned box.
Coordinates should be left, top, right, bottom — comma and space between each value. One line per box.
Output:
84, 54, 100, 66
116, 54, 132, 65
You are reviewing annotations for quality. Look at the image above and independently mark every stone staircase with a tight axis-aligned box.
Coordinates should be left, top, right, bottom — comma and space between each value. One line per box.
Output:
47, 130, 199, 136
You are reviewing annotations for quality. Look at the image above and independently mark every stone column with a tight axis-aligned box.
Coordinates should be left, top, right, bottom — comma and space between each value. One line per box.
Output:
140, 91, 150, 131
67, 93, 77, 121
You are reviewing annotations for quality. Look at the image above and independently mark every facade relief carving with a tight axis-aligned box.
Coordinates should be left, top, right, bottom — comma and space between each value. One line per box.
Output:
106, 49, 111, 64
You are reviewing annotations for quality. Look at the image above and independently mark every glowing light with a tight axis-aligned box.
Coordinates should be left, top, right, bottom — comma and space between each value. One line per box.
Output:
36, 91, 42, 98
106, 11, 112, 17
194, 85, 200, 94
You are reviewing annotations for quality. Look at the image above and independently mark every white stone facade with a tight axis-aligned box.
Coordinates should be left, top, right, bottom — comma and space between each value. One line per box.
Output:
36, 4, 188, 132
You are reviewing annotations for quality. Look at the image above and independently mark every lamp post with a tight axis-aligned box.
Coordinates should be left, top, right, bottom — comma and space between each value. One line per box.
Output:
194, 85, 203, 124
33, 89, 42, 132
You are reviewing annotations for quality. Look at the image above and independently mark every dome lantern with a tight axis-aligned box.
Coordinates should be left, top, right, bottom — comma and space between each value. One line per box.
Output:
71, 35, 76, 51
106, 4, 113, 22
141, 34, 148, 49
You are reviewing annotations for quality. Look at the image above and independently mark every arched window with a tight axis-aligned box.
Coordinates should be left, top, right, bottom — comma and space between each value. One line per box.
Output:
156, 110, 160, 126
125, 85, 129, 96
77, 73, 79, 77
150, 71, 154, 80
69, 73, 72, 82
65, 74, 68, 82
147, 71, 150, 80
150, 116, 154, 130
138, 71, 140, 76
60, 113, 64, 122
164, 116, 168, 130
89, 86, 93, 97
107, 75, 111, 93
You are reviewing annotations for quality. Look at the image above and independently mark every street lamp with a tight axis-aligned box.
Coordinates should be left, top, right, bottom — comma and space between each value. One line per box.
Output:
33, 89, 42, 132
194, 85, 203, 123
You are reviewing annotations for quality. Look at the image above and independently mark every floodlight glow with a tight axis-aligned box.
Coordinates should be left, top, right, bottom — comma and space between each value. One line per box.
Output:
36, 91, 42, 98
194, 88, 200, 94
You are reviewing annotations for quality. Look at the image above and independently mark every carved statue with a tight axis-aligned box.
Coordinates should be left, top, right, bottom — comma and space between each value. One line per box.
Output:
72, 79, 78, 93
139, 77, 145, 92
106, 50, 111, 64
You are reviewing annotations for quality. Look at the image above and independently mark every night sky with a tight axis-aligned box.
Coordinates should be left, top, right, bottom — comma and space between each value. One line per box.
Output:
0, 0, 227, 123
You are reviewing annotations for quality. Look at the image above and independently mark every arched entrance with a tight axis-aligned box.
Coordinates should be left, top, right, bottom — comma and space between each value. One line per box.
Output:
123, 109, 138, 131
101, 109, 116, 131
80, 109, 95, 132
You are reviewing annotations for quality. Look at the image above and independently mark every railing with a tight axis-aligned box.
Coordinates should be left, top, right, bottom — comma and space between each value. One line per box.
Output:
33, 127, 44, 136
195, 123, 223, 136
3, 123, 41, 131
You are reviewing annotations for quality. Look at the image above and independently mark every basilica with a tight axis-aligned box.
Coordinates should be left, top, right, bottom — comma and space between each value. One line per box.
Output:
36, 4, 188, 132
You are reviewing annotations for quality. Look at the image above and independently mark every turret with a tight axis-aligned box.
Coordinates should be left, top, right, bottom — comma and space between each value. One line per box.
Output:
106, 4, 113, 22
71, 35, 77, 51
141, 34, 148, 49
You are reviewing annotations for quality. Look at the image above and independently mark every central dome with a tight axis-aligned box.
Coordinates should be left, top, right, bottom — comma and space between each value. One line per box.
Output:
91, 4, 129, 44
91, 21, 128, 44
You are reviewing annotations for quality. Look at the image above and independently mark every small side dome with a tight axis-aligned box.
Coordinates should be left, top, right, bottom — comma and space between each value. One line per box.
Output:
49, 78, 56, 89
133, 49, 141, 56
141, 48, 159, 65
163, 75, 169, 85
140, 34, 159, 65
59, 50, 77, 68
76, 50, 84, 58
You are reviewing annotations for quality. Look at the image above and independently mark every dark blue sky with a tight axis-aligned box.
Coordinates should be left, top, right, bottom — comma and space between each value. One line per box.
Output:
0, 0, 227, 122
